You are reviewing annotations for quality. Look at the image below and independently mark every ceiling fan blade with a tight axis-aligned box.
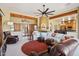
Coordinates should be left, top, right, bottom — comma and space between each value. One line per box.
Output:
46, 10, 55, 14
45, 14, 48, 17
44, 8, 49, 13
38, 9, 42, 13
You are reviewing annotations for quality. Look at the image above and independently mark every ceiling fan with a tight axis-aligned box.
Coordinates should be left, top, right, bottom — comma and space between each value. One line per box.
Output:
35, 5, 55, 17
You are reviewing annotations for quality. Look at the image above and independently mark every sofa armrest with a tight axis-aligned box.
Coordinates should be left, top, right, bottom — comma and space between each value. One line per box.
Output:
49, 39, 79, 56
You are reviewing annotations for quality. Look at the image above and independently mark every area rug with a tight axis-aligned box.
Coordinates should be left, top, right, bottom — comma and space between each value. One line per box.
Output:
21, 40, 48, 55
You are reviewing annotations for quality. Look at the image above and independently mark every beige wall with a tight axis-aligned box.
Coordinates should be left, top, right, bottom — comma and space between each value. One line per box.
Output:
1, 8, 10, 31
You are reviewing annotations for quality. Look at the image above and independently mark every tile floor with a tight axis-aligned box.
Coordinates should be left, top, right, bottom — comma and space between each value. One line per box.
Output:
5, 36, 29, 56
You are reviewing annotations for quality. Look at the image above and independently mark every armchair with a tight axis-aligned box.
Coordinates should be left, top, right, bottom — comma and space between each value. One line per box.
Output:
4, 31, 19, 44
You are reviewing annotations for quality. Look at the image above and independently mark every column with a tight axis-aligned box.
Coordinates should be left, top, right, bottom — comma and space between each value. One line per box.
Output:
77, 7, 79, 39
37, 16, 39, 31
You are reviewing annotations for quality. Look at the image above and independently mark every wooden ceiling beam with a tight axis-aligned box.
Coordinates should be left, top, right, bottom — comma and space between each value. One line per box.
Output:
10, 13, 37, 20
49, 10, 77, 19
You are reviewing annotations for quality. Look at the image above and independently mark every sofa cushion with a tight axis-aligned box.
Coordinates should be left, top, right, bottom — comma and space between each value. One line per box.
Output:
52, 33, 65, 42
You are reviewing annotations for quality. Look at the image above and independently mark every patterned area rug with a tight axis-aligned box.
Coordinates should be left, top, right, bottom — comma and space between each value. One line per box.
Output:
21, 40, 48, 55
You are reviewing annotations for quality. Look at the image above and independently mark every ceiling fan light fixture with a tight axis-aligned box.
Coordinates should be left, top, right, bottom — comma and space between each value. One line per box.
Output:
34, 5, 55, 16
